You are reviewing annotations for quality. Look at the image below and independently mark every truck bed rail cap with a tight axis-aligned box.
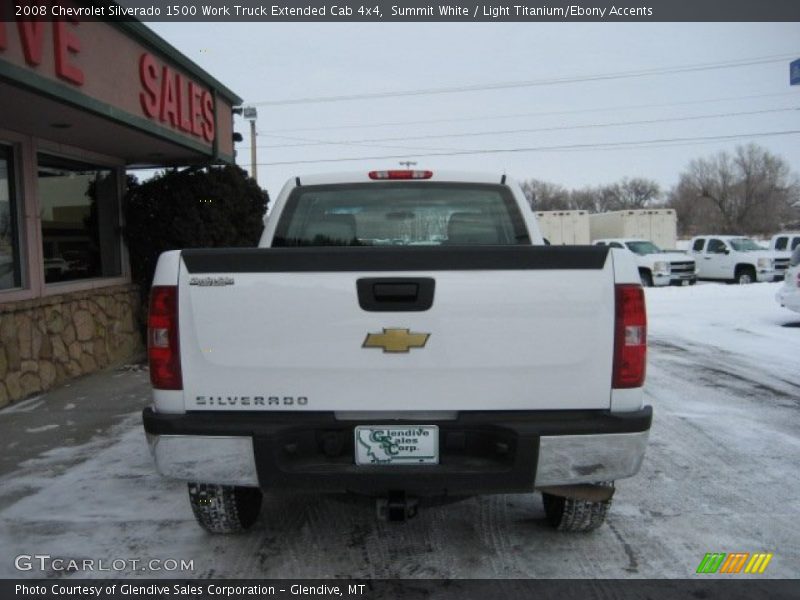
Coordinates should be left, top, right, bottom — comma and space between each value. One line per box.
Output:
180, 246, 611, 273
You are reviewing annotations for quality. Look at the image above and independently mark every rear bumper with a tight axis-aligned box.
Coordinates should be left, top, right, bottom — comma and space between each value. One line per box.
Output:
142, 407, 652, 495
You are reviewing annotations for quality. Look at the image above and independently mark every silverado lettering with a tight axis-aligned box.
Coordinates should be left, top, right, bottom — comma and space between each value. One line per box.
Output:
195, 396, 308, 406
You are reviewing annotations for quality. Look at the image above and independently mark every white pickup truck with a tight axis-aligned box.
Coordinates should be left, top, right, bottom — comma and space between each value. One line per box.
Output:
592, 238, 696, 287
690, 235, 779, 283
769, 233, 800, 280
142, 170, 651, 534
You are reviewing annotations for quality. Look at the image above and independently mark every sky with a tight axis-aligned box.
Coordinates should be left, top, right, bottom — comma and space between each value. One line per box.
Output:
145, 22, 800, 200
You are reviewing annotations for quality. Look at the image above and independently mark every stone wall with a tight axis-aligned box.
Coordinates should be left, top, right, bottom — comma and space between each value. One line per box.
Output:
0, 284, 143, 408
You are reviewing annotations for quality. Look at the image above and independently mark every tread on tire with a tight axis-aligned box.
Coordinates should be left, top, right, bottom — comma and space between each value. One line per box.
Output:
542, 483, 613, 532
188, 482, 262, 534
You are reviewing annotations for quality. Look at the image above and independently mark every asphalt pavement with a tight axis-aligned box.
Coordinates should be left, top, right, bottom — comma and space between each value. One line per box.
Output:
0, 362, 150, 508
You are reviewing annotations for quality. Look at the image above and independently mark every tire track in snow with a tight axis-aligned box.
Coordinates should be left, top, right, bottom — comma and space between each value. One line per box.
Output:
649, 337, 800, 407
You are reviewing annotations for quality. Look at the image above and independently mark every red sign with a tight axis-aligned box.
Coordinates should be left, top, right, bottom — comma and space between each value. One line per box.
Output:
139, 53, 215, 143
0, 18, 85, 85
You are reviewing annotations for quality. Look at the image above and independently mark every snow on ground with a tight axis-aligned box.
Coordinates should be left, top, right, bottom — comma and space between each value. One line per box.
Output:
0, 281, 797, 579
646, 281, 799, 382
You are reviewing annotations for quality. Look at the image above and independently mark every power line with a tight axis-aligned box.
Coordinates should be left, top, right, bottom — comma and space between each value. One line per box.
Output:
253, 131, 465, 153
256, 129, 800, 166
253, 130, 460, 152
254, 91, 800, 134
255, 107, 799, 149
246, 53, 799, 106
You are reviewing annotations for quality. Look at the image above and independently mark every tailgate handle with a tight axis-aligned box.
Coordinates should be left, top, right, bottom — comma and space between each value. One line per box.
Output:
357, 278, 435, 312
373, 283, 418, 301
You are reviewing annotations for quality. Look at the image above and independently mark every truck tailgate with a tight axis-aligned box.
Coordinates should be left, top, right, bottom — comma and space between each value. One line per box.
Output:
177, 246, 615, 412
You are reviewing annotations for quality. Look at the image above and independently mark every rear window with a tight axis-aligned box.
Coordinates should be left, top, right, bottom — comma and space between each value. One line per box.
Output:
272, 183, 530, 247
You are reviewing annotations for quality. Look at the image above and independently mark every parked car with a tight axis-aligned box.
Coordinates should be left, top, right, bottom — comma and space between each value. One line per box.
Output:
593, 238, 696, 287
769, 233, 800, 280
142, 170, 652, 533
690, 236, 778, 283
769, 232, 800, 253
776, 245, 800, 314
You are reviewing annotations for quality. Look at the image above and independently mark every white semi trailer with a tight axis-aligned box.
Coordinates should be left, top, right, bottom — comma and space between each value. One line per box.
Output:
535, 210, 590, 245
590, 209, 678, 250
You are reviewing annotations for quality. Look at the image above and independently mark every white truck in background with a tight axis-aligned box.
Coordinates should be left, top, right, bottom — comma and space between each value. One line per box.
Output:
593, 239, 696, 287
590, 209, 678, 251
769, 233, 800, 280
534, 210, 590, 245
775, 245, 800, 314
690, 235, 778, 283
142, 170, 652, 534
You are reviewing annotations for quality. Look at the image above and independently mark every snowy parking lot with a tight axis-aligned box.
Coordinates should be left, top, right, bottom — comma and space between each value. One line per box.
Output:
0, 281, 798, 579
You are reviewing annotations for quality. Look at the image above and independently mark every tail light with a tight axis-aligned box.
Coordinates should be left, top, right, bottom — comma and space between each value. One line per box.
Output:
368, 170, 433, 180
612, 284, 647, 389
148, 285, 182, 390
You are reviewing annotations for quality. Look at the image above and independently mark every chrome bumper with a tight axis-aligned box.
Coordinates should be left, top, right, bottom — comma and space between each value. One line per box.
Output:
146, 428, 649, 489
534, 430, 650, 486
146, 433, 258, 486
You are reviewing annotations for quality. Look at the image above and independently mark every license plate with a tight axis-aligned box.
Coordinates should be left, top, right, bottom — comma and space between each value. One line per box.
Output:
682, 280, 689, 286
354, 425, 439, 465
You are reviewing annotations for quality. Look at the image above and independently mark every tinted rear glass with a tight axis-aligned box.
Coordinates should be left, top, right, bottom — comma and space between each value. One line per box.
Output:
272, 183, 530, 247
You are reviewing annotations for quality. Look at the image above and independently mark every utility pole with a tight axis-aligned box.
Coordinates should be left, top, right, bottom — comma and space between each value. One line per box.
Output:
243, 106, 258, 183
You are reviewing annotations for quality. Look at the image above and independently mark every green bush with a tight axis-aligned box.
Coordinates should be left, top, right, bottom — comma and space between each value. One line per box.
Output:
123, 165, 268, 309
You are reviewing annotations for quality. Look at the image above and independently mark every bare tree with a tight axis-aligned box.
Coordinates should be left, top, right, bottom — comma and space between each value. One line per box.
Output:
669, 144, 799, 235
520, 179, 571, 211
604, 178, 662, 210
522, 177, 662, 213
570, 187, 600, 212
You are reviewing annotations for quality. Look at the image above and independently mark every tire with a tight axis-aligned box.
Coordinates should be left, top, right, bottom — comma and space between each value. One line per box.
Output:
735, 266, 756, 285
639, 271, 653, 288
187, 482, 262, 533
542, 483, 613, 532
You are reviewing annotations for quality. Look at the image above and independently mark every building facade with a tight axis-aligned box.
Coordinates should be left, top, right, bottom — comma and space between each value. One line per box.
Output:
0, 16, 242, 406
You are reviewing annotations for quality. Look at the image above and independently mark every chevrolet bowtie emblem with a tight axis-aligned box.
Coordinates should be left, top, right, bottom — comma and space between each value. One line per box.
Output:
362, 328, 430, 353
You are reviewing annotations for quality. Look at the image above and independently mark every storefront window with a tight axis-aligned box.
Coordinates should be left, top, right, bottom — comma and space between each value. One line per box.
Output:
38, 155, 122, 284
0, 145, 21, 291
